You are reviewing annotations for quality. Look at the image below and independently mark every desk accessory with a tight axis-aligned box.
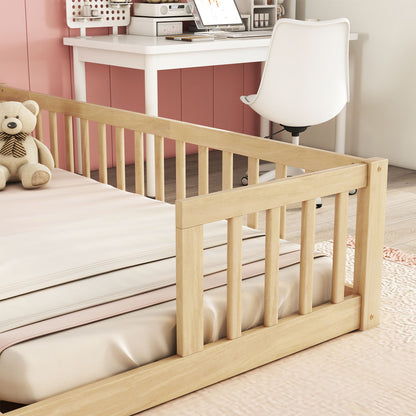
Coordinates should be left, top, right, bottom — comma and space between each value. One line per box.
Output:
134, 2, 192, 17
165, 34, 214, 41
65, 0, 133, 36
128, 15, 194, 36
236, 0, 279, 30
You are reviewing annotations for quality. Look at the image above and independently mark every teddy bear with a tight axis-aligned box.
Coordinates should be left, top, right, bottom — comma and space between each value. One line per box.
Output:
0, 99, 54, 190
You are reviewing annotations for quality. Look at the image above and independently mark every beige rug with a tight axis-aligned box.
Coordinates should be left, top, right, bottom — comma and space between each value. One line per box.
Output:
140, 242, 416, 416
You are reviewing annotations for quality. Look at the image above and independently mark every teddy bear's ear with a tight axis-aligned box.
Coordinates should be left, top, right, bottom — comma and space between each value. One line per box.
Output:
23, 100, 40, 117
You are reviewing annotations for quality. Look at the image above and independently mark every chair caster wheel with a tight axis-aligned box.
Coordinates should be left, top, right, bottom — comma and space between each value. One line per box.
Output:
241, 175, 248, 186
349, 189, 357, 195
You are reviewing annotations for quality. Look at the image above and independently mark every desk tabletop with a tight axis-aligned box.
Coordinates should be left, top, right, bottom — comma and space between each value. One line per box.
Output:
63, 34, 272, 55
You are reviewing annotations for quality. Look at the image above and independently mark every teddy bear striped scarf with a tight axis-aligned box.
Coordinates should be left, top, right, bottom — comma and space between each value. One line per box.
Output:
0, 132, 28, 158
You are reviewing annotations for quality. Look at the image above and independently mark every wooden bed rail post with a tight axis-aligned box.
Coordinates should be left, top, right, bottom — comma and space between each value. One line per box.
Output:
176, 224, 204, 357
80, 119, 90, 177
35, 110, 43, 142
246, 157, 259, 229
299, 199, 316, 315
353, 158, 388, 330
227, 216, 243, 339
48, 112, 59, 168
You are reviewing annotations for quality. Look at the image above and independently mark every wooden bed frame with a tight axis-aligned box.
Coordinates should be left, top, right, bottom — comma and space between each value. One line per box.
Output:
0, 85, 387, 416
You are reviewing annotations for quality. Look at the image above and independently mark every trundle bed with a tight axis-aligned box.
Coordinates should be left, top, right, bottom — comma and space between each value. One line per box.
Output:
0, 85, 387, 415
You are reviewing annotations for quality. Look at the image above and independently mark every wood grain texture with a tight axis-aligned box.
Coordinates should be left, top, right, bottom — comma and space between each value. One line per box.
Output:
35, 111, 43, 142
227, 216, 243, 340
264, 207, 280, 326
299, 199, 316, 315
176, 140, 186, 200
97, 122, 107, 185
115, 127, 125, 191
276, 164, 287, 239
48, 112, 59, 168
155, 135, 165, 202
134, 131, 144, 195
7, 297, 361, 416
80, 118, 90, 178
0, 86, 364, 171
64, 115, 74, 173
176, 225, 204, 357
222, 151, 233, 191
353, 158, 388, 330
332, 192, 348, 303
176, 164, 367, 229
247, 157, 259, 229
198, 146, 209, 196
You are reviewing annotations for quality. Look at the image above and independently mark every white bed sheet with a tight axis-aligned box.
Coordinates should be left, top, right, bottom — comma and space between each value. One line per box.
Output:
0, 169, 333, 404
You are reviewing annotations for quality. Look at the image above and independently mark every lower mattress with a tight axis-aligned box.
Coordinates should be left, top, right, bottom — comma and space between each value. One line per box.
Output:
0, 169, 333, 404
0, 258, 332, 404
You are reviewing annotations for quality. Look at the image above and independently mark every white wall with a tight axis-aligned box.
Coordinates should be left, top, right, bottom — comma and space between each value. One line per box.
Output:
292, 0, 416, 169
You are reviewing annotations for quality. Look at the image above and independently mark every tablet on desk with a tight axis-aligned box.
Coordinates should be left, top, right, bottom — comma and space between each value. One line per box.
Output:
165, 34, 214, 42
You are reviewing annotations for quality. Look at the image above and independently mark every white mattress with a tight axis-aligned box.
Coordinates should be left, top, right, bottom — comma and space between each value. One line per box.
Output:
0, 169, 333, 404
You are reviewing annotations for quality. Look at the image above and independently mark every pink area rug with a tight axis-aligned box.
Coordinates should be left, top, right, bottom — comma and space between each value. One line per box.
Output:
140, 242, 416, 416
345, 236, 416, 266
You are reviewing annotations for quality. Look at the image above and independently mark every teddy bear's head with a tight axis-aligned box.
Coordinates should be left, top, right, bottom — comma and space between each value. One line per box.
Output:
0, 100, 39, 136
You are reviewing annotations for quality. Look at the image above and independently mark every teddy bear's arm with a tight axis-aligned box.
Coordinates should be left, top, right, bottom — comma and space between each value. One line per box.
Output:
34, 138, 55, 170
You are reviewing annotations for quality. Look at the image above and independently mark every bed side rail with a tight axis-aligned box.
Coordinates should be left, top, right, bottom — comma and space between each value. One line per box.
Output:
176, 158, 388, 356
0, 85, 388, 345
0, 85, 362, 183
0, 84, 366, 232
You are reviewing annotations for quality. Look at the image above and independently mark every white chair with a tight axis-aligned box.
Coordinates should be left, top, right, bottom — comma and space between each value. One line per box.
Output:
241, 18, 350, 207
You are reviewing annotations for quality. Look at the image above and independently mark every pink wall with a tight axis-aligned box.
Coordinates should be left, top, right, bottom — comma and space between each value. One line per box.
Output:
1, 1, 261, 169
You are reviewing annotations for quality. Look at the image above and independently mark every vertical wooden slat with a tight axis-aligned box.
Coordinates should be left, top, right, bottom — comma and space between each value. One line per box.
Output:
246, 157, 259, 229
276, 164, 287, 239
35, 110, 43, 142
247, 157, 259, 185
264, 207, 280, 326
115, 127, 125, 191
222, 151, 233, 190
353, 158, 388, 330
227, 216, 243, 340
332, 191, 348, 303
176, 225, 204, 357
299, 199, 316, 315
176, 140, 186, 200
198, 145, 209, 195
80, 118, 90, 178
48, 111, 59, 168
97, 123, 107, 184
64, 115, 74, 173
134, 131, 145, 195
155, 135, 165, 201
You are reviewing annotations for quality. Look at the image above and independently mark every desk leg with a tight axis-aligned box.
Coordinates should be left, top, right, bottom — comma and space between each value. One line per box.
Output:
144, 65, 158, 198
73, 47, 87, 173
335, 104, 347, 154
259, 61, 270, 139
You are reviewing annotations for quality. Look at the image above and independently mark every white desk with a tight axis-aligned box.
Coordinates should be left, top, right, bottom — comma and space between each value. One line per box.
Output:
64, 34, 355, 196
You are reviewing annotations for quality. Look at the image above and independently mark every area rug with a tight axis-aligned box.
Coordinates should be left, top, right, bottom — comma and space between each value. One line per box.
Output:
140, 242, 416, 416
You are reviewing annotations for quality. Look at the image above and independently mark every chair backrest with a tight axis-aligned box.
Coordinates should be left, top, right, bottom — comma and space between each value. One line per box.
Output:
247, 18, 350, 127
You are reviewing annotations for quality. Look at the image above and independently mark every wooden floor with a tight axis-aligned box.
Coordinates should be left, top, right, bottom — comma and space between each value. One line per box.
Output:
98, 151, 416, 254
